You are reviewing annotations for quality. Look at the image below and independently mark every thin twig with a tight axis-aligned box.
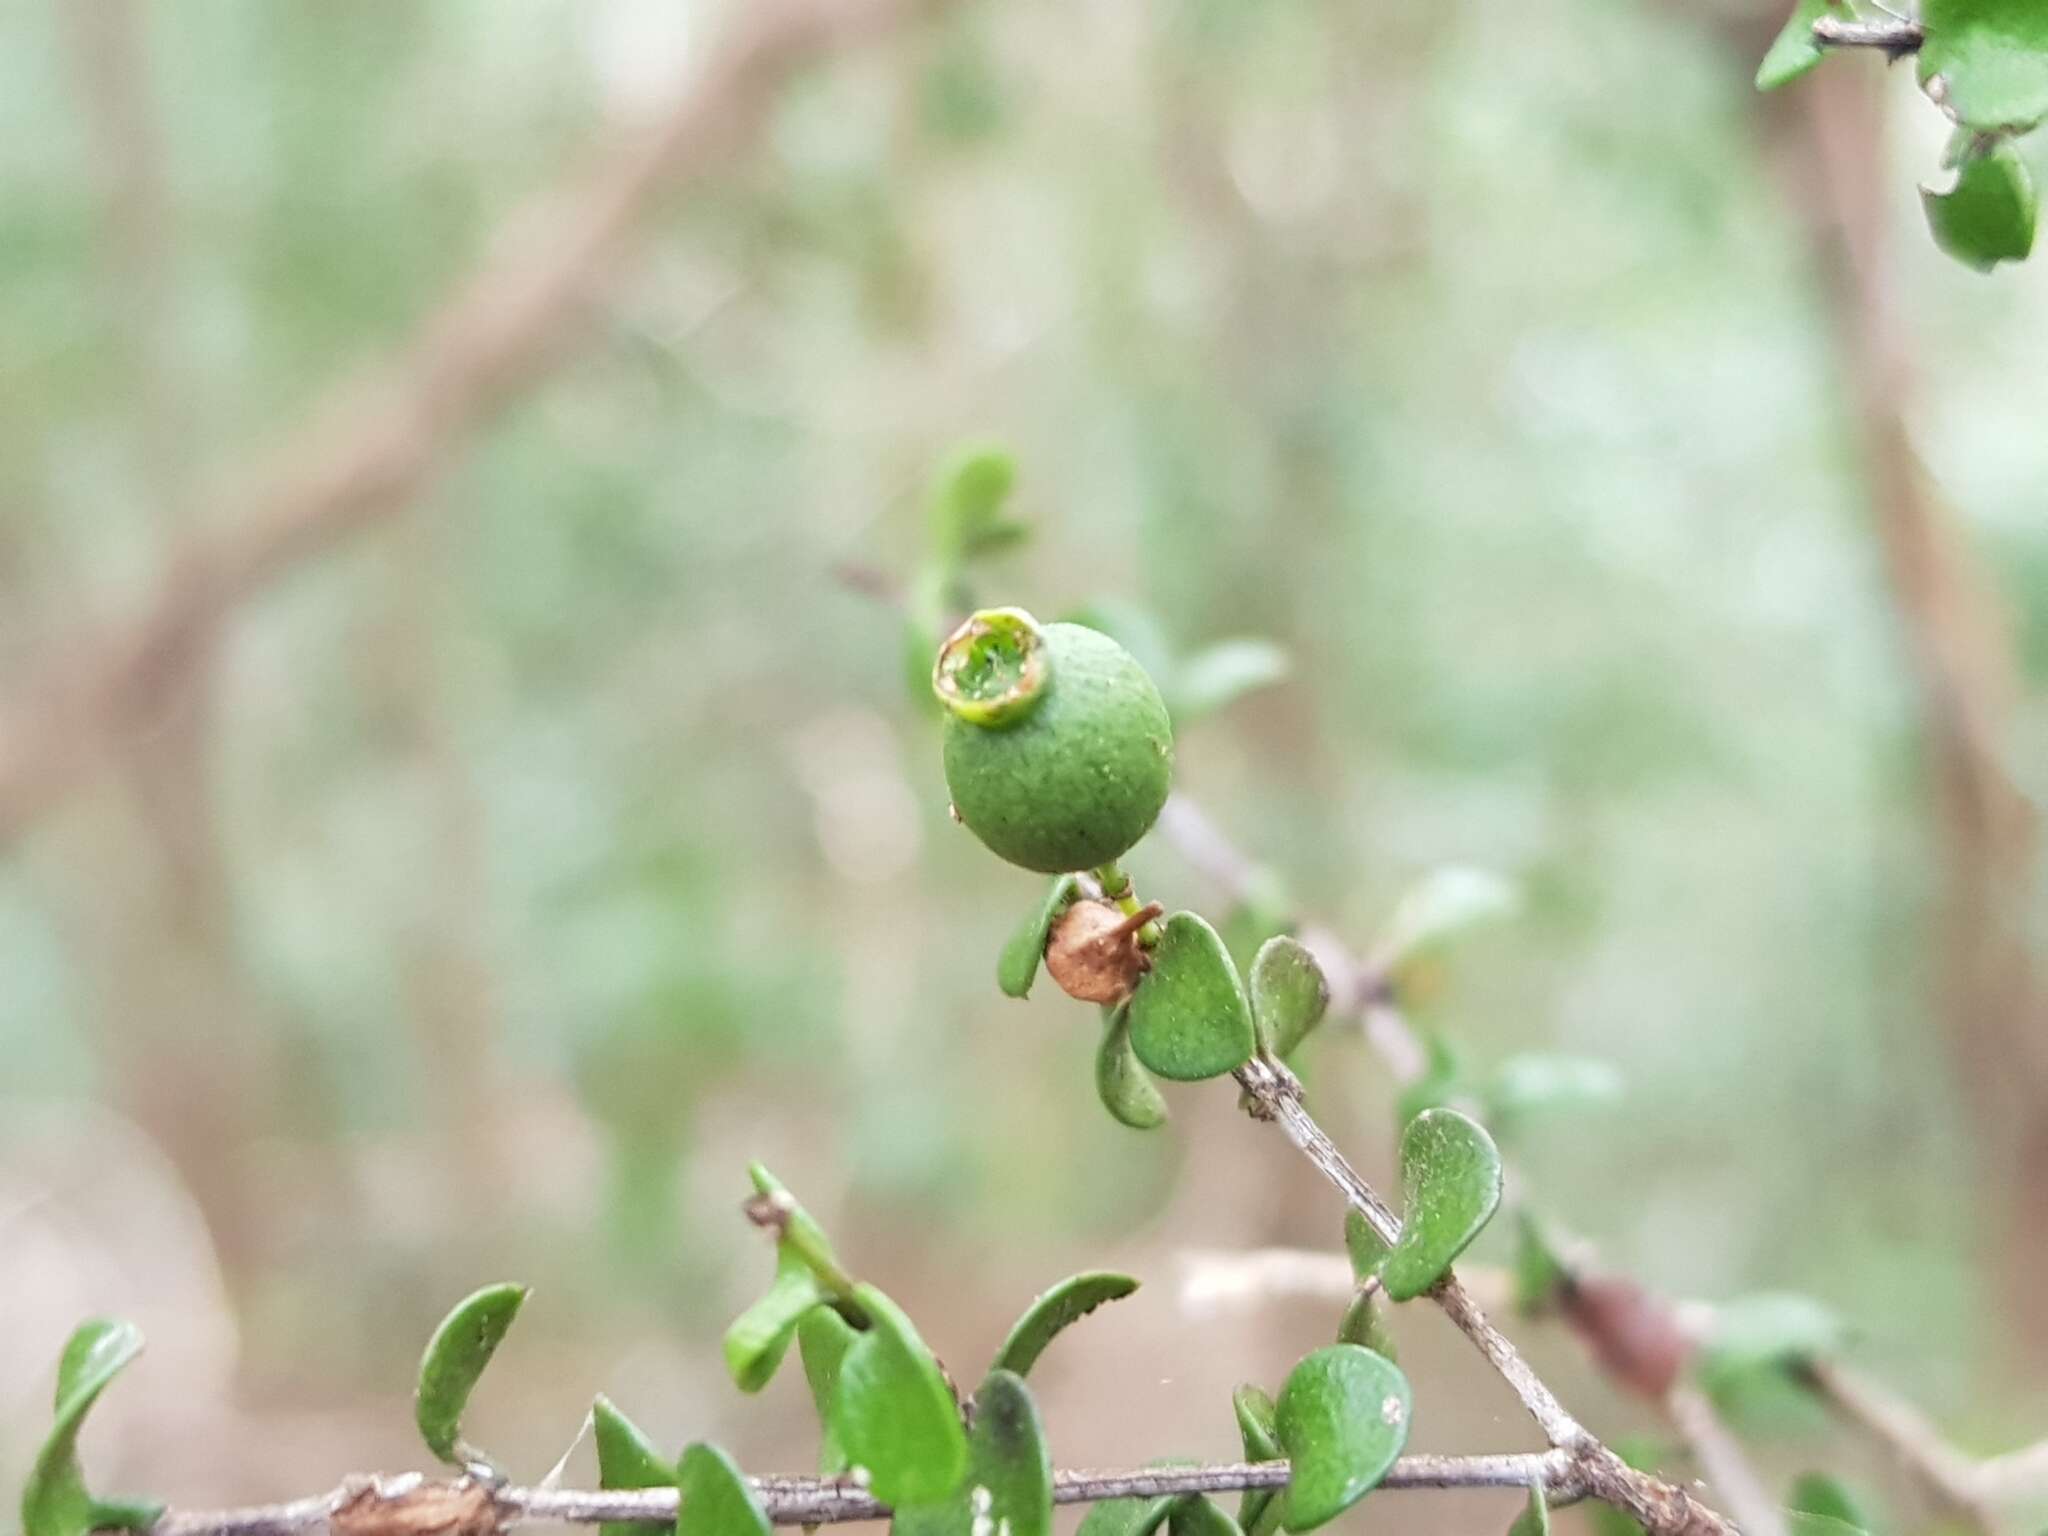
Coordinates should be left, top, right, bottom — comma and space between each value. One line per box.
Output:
142, 1455, 1576, 1536
1802, 1360, 2008, 1535
1232, 1058, 1584, 1447
1156, 795, 1738, 1535
1664, 1386, 1787, 1536
1811, 16, 1924, 56
0, 0, 945, 844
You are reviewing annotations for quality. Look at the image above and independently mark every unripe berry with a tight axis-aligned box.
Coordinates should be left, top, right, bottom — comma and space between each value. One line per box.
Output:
934, 608, 1174, 875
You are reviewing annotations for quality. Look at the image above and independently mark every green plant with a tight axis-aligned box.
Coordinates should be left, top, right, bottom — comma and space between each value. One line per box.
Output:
1757, 0, 2043, 269
19, 449, 2048, 1536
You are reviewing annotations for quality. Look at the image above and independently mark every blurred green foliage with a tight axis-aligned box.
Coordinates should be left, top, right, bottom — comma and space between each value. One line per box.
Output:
4, 0, 2048, 1510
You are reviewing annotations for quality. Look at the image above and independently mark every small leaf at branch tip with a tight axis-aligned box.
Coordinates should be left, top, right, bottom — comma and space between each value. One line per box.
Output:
1127, 912, 1257, 1081
1696, 1292, 1845, 1400
677, 1443, 772, 1536
414, 1283, 529, 1470
1249, 935, 1329, 1059
593, 1397, 674, 1536
992, 1272, 1140, 1377
999, 875, 1080, 998
1755, 0, 1832, 91
724, 1268, 827, 1392
24, 1324, 149, 1536
1506, 1486, 1550, 1536
1379, 1109, 1503, 1302
1922, 137, 2037, 270
1273, 1346, 1411, 1532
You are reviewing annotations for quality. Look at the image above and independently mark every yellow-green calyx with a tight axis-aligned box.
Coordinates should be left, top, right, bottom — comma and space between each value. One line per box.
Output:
938, 607, 1175, 875
932, 607, 1050, 727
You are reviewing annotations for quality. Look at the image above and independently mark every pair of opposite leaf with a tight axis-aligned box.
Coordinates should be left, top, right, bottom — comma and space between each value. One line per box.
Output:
413, 1283, 773, 1536
1342, 1107, 1505, 1303
720, 1163, 1136, 1515
1002, 874, 1331, 1128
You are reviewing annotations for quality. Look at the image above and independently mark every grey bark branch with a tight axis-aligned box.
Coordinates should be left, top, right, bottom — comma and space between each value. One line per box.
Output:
143, 1455, 1576, 1536
1162, 796, 1737, 1536
1810, 17, 1924, 56
0, 0, 945, 844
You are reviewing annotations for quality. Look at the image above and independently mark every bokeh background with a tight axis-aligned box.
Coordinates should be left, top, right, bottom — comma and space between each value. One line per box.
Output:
4, 0, 2047, 1531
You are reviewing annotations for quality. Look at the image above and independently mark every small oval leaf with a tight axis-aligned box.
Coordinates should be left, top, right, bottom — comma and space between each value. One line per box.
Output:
1274, 1345, 1412, 1532
1486, 1055, 1623, 1132
1343, 1208, 1390, 1282
1170, 640, 1291, 725
415, 1283, 529, 1470
993, 1272, 1140, 1378
1128, 912, 1257, 1081
1169, 1497, 1245, 1536
677, 1442, 772, 1536
1395, 1031, 1467, 1126
1098, 1004, 1169, 1129
1077, 1490, 1179, 1536
798, 1306, 861, 1476
1249, 936, 1329, 1059
1754, 0, 1830, 91
1923, 139, 2037, 272
724, 1268, 826, 1393
1507, 1486, 1550, 1536
928, 443, 1020, 563
83, 1500, 163, 1532
1696, 1293, 1845, 1401
1000, 877, 1080, 998
22, 1320, 146, 1536
1374, 867, 1518, 976
1788, 1473, 1878, 1533
1231, 1385, 1283, 1536
832, 1284, 968, 1507
1380, 1109, 1503, 1302
594, 1396, 674, 1536
1514, 1212, 1571, 1318
1336, 1291, 1398, 1362
969, 1371, 1054, 1536
1918, 0, 2048, 135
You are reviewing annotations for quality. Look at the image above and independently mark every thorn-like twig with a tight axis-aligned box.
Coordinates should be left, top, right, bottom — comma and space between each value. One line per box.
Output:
1812, 15, 1924, 58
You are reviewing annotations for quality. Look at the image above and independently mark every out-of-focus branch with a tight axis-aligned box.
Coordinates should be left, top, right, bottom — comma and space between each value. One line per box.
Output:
140, 1457, 1578, 1536
1664, 1386, 1787, 1536
1802, 1359, 2014, 1534
0, 0, 942, 846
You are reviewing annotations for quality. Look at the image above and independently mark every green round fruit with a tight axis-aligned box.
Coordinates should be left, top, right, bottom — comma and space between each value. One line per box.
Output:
935, 608, 1174, 874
